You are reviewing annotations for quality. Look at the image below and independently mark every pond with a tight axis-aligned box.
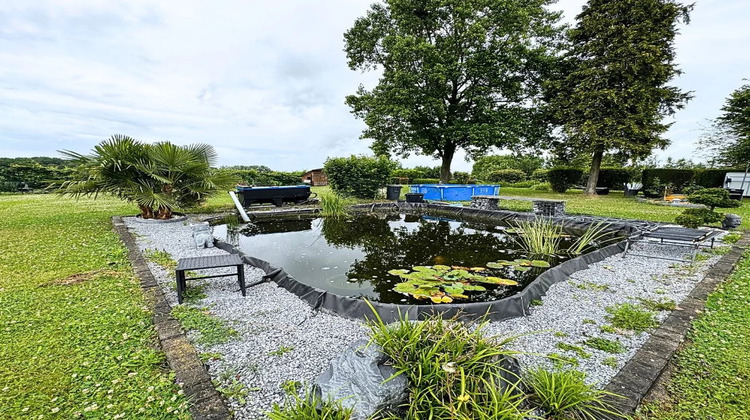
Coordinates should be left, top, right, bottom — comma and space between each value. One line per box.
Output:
213, 213, 612, 305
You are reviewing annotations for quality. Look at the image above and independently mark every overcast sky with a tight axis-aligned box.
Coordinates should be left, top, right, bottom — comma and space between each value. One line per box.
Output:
1, 0, 747, 171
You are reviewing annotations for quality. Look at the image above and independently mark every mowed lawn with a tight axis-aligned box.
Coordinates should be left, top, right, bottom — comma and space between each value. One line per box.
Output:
0, 195, 189, 419
1, 189, 747, 419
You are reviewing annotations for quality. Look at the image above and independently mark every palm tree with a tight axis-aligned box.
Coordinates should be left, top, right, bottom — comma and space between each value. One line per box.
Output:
58, 135, 238, 219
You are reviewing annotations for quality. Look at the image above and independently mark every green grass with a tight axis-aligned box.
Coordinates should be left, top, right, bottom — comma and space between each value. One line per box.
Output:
583, 337, 626, 354
144, 248, 177, 270
606, 303, 658, 332
170, 305, 238, 345
641, 250, 750, 419
556, 342, 592, 359
637, 297, 677, 312
0, 194, 189, 419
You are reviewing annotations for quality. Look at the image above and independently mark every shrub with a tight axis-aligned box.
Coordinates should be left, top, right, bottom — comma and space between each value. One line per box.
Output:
675, 213, 703, 229
506, 180, 536, 188
530, 169, 549, 182
532, 182, 551, 191
486, 169, 527, 184
547, 168, 584, 193
596, 167, 637, 190
413, 165, 441, 178
412, 178, 440, 184
324, 155, 397, 199
688, 188, 741, 211
524, 369, 626, 419
642, 169, 696, 193
391, 168, 425, 183
452, 171, 472, 184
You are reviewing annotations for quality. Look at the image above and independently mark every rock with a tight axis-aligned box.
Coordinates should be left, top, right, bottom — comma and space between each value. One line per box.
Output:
315, 338, 408, 420
722, 214, 742, 230
190, 222, 215, 248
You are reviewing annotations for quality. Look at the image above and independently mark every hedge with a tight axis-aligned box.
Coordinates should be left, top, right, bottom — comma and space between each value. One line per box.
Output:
486, 169, 526, 184
694, 169, 740, 188
596, 168, 636, 190
547, 168, 584, 193
324, 155, 397, 198
530, 169, 549, 182
641, 169, 695, 193
230, 169, 303, 186
413, 178, 440, 184
391, 168, 425, 182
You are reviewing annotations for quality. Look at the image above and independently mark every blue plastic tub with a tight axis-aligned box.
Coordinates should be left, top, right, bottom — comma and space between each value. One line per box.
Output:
408, 184, 500, 201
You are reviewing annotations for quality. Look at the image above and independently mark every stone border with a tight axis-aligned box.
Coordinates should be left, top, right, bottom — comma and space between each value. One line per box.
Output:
112, 216, 230, 420
601, 234, 748, 418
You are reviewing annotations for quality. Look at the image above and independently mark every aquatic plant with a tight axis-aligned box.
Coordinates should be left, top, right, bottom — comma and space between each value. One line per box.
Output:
319, 192, 350, 218
568, 221, 613, 254
512, 218, 562, 255
388, 265, 518, 303
486, 259, 551, 272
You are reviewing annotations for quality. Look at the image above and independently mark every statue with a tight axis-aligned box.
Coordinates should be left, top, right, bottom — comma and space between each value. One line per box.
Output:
190, 222, 214, 248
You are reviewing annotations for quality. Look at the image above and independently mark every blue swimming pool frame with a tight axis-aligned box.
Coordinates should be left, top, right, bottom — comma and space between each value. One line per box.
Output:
409, 184, 499, 201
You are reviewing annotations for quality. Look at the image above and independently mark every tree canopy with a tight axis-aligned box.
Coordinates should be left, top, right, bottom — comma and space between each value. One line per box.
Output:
344, 0, 563, 183
700, 83, 750, 167
549, 0, 692, 194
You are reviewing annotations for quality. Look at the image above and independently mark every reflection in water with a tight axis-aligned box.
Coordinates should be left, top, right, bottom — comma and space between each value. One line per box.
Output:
214, 213, 588, 304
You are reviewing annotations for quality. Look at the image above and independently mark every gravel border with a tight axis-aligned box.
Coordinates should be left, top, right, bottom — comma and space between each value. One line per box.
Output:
122, 214, 731, 419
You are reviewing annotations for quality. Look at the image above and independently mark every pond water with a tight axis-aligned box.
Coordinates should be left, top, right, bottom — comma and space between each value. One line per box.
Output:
213, 213, 605, 305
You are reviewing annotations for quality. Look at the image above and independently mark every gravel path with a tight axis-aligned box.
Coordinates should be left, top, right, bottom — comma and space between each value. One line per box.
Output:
124, 216, 726, 419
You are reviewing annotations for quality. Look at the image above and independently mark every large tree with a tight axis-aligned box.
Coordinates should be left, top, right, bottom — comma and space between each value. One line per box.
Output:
344, 0, 563, 183
700, 82, 750, 167
550, 0, 692, 194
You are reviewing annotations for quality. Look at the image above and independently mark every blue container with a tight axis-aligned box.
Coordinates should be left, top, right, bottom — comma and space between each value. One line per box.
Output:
408, 184, 500, 202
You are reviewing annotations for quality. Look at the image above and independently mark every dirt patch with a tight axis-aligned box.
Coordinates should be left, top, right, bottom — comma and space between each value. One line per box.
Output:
42, 269, 120, 287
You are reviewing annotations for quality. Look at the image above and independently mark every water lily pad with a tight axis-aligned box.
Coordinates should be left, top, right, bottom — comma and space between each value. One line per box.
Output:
388, 269, 410, 276
433, 265, 451, 271
443, 285, 465, 295
530, 260, 551, 268
475, 276, 519, 286
447, 293, 468, 299
469, 267, 486, 272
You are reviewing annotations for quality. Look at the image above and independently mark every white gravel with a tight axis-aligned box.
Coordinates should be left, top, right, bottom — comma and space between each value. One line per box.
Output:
124, 216, 727, 419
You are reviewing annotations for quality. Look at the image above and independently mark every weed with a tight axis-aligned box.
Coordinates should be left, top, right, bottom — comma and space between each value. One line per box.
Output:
606, 303, 658, 332
281, 380, 302, 396
267, 388, 353, 420
199, 352, 223, 363
602, 357, 619, 369
269, 345, 294, 356
548, 352, 579, 369
215, 378, 250, 405
599, 325, 617, 334
556, 342, 592, 359
583, 337, 626, 354
143, 248, 177, 270
638, 297, 677, 312
554, 331, 569, 338
575, 281, 610, 292
722, 232, 741, 244
171, 305, 238, 345
524, 369, 627, 419
582, 319, 596, 325
530, 299, 544, 306
181, 282, 208, 303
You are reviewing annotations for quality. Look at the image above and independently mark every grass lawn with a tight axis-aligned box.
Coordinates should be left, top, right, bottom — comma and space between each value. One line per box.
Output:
0, 194, 189, 419
639, 250, 750, 419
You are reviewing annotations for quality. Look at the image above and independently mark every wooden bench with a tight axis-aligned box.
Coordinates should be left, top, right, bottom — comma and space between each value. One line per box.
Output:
471, 195, 566, 217
175, 254, 246, 304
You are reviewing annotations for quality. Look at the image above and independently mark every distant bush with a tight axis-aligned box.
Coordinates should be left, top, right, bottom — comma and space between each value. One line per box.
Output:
694, 169, 733, 188
642, 169, 695, 193
413, 178, 440, 184
596, 168, 637, 190
688, 188, 741, 211
412, 166, 442, 179
532, 182, 552, 191
324, 155, 397, 199
547, 168, 584, 193
506, 180, 536, 188
486, 169, 527, 184
676, 208, 723, 228
531, 169, 549, 182
391, 168, 425, 183
452, 171, 473, 184
230, 169, 303, 186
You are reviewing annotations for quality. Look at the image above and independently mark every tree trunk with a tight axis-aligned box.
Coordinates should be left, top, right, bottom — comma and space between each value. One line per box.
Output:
157, 206, 172, 220
585, 147, 605, 195
439, 143, 456, 184
139, 205, 154, 219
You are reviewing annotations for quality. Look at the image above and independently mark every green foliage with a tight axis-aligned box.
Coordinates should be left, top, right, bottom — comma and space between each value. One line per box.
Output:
583, 337, 626, 354
549, 0, 692, 193
388, 265, 518, 303
675, 207, 723, 228
568, 221, 613, 255
226, 169, 303, 186
366, 309, 530, 420
599, 325, 617, 334
413, 166, 442, 179
472, 155, 545, 180
524, 369, 626, 419
451, 171, 473, 184
597, 168, 638, 189
0, 158, 73, 190
637, 298, 677, 312
555, 342, 592, 359
391, 168, 426, 183
486, 169, 527, 184
57, 135, 238, 219
0, 195, 189, 418
143, 248, 177, 270
267, 388, 354, 420
548, 353, 580, 369
723, 232, 741, 244
699, 83, 750, 167
268, 345, 294, 357
319, 192, 350, 219
505, 180, 536, 188
640, 250, 750, 418
547, 168, 584, 193
694, 169, 734, 188
324, 155, 396, 199
344, 0, 564, 182
532, 182, 552, 191
688, 187, 741, 211
602, 357, 619, 369
674, 213, 702, 229
413, 178, 440, 184
606, 303, 657, 332
531, 169, 549, 182
512, 218, 562, 255
170, 305, 238, 346
642, 169, 696, 194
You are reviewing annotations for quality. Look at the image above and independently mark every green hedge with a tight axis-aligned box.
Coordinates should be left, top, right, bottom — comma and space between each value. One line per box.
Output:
413, 178, 440, 184
596, 168, 636, 190
694, 169, 738, 188
642, 169, 696, 193
229, 169, 303, 186
547, 167, 584, 193
486, 169, 526, 184
324, 155, 397, 198
530, 169, 549, 182
391, 168, 425, 182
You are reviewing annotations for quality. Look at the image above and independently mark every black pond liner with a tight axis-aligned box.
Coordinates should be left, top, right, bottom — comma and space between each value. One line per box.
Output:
215, 202, 657, 323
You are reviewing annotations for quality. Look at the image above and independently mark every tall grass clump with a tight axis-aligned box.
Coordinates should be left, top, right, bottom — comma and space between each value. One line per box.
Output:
267, 389, 353, 420
320, 192, 349, 219
568, 221, 613, 254
366, 304, 530, 419
524, 368, 627, 419
514, 218, 562, 256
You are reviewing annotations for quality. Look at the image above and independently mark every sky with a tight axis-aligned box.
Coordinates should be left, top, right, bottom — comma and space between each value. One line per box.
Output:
0, 0, 747, 172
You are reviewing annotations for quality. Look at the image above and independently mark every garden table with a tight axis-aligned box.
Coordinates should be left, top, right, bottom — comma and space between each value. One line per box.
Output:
175, 254, 245, 303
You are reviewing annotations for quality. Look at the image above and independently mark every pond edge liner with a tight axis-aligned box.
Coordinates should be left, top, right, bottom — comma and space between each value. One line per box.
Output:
112, 216, 231, 420
214, 203, 653, 323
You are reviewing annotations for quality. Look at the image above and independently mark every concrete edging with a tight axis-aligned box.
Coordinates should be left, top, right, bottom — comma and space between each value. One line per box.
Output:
601, 234, 748, 418
112, 216, 230, 420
